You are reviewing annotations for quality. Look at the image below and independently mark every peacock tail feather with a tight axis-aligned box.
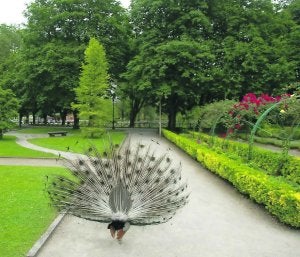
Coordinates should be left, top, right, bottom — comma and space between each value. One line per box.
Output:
46, 140, 189, 226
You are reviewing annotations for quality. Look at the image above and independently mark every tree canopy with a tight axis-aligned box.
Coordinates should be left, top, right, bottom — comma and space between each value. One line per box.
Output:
74, 38, 111, 137
0, 0, 298, 130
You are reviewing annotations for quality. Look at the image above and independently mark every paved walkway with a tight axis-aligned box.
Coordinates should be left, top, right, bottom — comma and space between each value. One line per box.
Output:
30, 130, 299, 257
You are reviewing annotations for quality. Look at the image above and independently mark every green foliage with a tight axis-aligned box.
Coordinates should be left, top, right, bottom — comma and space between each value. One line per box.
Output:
0, 87, 19, 138
125, 0, 214, 129
189, 131, 300, 184
163, 129, 300, 227
0, 24, 21, 63
0, 166, 69, 257
197, 100, 235, 132
74, 38, 111, 138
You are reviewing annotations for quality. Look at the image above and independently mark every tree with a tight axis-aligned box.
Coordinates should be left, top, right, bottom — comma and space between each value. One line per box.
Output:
125, 0, 214, 130
0, 86, 19, 138
11, 0, 130, 128
74, 38, 111, 138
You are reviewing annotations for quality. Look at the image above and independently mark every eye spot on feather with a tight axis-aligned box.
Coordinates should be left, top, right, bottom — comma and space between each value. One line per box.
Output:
166, 157, 171, 163
103, 151, 108, 157
93, 160, 99, 165
100, 181, 105, 186
157, 169, 162, 174
170, 169, 175, 175
104, 163, 109, 168
79, 160, 84, 165
138, 157, 142, 163
107, 174, 112, 179
150, 156, 155, 161
117, 155, 122, 160
139, 144, 145, 148
155, 178, 160, 183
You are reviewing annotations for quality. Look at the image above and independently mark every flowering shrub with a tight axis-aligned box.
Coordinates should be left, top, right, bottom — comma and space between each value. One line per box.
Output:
225, 93, 290, 135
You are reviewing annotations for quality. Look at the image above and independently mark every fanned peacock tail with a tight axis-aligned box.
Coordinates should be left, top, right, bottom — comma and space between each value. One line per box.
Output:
46, 140, 189, 231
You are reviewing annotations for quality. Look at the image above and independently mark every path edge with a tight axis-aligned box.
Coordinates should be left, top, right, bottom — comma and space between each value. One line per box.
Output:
26, 213, 66, 257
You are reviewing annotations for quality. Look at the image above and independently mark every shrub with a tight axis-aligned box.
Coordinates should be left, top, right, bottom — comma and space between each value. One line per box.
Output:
189, 131, 300, 184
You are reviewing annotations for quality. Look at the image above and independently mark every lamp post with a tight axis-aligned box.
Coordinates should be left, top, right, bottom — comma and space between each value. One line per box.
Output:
159, 96, 162, 136
112, 92, 116, 130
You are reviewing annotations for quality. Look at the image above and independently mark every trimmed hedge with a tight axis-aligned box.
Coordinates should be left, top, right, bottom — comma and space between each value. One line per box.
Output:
188, 131, 300, 185
163, 129, 300, 228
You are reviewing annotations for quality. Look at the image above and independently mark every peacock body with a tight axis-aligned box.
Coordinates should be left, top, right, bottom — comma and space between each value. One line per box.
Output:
47, 140, 189, 240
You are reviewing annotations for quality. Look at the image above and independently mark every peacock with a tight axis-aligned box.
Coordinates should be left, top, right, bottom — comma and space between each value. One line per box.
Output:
46, 140, 189, 240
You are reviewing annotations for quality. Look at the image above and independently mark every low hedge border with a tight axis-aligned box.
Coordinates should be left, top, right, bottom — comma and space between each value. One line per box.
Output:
163, 129, 300, 228
188, 131, 300, 185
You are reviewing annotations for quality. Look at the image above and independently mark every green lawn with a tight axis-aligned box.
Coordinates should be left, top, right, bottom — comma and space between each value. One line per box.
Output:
0, 166, 70, 257
28, 131, 126, 154
0, 136, 55, 158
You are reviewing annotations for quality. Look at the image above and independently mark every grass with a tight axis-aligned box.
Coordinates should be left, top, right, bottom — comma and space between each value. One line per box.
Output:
28, 131, 126, 154
0, 166, 70, 257
0, 136, 55, 158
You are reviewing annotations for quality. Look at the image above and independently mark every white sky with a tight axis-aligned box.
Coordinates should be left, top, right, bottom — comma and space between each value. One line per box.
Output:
0, 0, 131, 25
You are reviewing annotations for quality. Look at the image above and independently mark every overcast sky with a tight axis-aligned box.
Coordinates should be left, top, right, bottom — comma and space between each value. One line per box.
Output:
0, 0, 131, 25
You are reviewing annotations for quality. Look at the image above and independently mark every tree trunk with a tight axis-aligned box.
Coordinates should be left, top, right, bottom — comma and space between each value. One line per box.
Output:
129, 110, 137, 128
19, 113, 22, 128
32, 112, 36, 125
60, 110, 67, 126
73, 110, 80, 129
0, 129, 3, 139
129, 100, 143, 128
166, 94, 178, 131
43, 114, 47, 125
26, 114, 30, 124
167, 107, 177, 131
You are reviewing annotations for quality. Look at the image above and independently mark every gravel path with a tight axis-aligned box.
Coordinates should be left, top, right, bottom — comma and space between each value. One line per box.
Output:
34, 130, 300, 257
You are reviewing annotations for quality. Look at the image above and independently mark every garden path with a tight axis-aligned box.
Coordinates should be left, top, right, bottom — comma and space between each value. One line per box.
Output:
33, 129, 300, 257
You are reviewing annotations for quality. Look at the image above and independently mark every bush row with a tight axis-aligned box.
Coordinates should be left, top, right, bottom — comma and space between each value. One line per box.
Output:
188, 131, 300, 185
257, 126, 300, 140
162, 129, 300, 228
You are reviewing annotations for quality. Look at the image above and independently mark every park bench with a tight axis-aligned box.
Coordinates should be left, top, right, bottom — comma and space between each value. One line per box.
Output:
48, 131, 68, 137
